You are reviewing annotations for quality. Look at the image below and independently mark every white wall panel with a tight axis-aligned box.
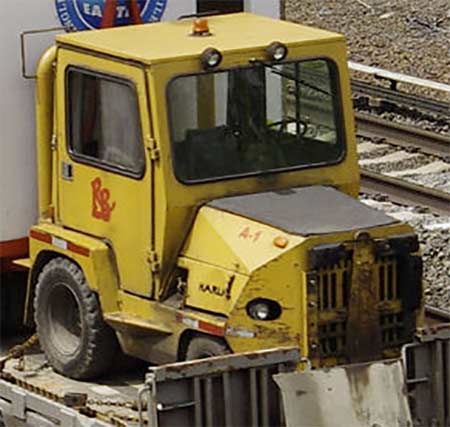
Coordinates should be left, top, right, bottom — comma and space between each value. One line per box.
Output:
0, 0, 59, 242
0, 0, 197, 242
244, 0, 280, 18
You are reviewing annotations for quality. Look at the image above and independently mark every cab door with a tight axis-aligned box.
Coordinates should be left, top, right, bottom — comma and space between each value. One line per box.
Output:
56, 48, 154, 298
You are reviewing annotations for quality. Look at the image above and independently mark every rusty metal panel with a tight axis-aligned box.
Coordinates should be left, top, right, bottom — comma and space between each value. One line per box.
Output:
147, 347, 299, 382
404, 325, 450, 427
274, 359, 412, 427
346, 233, 382, 362
142, 347, 299, 427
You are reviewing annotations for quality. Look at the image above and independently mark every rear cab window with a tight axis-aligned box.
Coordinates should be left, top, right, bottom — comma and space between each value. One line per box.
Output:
67, 68, 145, 177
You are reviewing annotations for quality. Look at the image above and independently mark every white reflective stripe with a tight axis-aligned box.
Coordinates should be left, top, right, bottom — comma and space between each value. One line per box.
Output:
225, 327, 255, 338
51, 236, 67, 250
348, 61, 450, 93
182, 317, 199, 329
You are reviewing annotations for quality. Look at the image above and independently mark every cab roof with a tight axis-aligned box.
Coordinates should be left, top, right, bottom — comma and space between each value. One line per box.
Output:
56, 13, 344, 65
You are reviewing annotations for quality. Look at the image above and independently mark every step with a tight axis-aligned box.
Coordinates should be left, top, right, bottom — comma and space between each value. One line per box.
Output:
104, 312, 172, 336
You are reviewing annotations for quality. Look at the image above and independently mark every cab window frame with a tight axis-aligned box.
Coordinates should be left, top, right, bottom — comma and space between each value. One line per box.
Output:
165, 56, 347, 185
65, 66, 146, 180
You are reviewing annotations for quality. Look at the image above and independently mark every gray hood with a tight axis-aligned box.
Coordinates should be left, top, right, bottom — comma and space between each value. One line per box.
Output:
208, 186, 397, 236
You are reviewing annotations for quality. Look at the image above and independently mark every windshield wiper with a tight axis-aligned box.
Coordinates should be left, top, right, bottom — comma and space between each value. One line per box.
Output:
249, 59, 331, 97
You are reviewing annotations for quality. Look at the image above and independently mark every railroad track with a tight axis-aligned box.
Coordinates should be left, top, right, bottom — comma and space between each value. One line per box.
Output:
424, 305, 450, 325
352, 79, 450, 117
356, 112, 450, 158
355, 103, 450, 215
360, 169, 450, 216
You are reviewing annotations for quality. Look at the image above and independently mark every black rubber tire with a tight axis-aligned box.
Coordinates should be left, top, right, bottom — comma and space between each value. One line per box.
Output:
34, 257, 118, 379
185, 335, 230, 361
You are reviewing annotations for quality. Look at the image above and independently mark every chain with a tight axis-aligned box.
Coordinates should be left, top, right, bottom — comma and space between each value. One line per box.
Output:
88, 398, 149, 425
88, 398, 137, 408
94, 410, 144, 427
88, 398, 147, 411
0, 333, 39, 372
88, 397, 150, 425
101, 412, 147, 426
0, 334, 148, 426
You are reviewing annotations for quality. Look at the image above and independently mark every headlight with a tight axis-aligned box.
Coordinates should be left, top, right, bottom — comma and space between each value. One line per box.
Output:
200, 47, 222, 69
249, 302, 270, 320
266, 41, 288, 62
246, 298, 282, 321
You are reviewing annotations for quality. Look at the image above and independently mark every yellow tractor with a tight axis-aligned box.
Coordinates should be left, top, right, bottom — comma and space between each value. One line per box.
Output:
22, 13, 422, 379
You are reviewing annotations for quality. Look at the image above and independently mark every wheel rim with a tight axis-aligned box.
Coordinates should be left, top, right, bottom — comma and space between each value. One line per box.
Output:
47, 283, 82, 356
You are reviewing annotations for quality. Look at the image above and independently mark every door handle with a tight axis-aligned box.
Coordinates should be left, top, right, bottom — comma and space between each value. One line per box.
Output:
61, 161, 73, 180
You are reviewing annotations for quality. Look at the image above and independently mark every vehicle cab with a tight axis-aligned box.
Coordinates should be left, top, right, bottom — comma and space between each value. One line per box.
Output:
28, 14, 420, 378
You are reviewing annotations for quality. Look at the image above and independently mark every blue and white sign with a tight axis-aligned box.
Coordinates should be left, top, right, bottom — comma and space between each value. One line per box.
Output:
55, 0, 167, 31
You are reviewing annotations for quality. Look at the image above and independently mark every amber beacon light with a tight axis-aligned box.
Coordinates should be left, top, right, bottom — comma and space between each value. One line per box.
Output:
192, 18, 211, 36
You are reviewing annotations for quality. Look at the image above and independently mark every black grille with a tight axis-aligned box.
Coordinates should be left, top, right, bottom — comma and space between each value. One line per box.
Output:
319, 321, 346, 356
381, 312, 405, 346
377, 255, 397, 302
315, 255, 406, 359
317, 259, 350, 311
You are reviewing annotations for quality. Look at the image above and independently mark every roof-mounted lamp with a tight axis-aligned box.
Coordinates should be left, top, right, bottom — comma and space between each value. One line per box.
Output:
200, 47, 222, 70
266, 41, 288, 62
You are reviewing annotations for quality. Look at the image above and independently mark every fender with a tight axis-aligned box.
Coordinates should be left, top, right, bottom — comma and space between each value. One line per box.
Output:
26, 223, 120, 323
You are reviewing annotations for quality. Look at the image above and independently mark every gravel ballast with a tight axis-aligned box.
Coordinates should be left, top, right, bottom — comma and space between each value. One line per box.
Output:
357, 134, 450, 193
285, 0, 450, 98
361, 196, 450, 310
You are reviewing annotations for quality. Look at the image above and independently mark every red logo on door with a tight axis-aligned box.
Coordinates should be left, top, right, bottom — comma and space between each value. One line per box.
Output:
91, 177, 116, 221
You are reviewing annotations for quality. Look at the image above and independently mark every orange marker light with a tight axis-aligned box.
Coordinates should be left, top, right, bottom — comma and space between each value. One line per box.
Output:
192, 18, 210, 36
273, 236, 288, 248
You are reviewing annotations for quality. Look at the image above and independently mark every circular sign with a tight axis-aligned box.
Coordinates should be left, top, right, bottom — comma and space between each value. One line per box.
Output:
55, 0, 167, 31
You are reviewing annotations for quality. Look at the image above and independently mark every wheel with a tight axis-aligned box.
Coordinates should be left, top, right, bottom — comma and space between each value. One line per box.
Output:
34, 257, 118, 379
185, 335, 230, 360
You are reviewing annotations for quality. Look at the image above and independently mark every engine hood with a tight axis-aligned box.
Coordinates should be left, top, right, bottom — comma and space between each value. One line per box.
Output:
208, 185, 397, 236
179, 185, 409, 319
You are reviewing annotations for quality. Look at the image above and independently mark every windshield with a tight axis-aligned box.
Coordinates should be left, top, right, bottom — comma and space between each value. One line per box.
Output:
167, 59, 344, 183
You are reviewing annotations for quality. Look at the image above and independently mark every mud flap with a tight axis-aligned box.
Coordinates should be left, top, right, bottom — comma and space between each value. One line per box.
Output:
274, 359, 412, 427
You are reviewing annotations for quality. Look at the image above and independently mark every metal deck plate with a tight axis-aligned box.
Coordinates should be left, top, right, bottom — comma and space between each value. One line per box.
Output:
209, 185, 397, 236
274, 359, 412, 427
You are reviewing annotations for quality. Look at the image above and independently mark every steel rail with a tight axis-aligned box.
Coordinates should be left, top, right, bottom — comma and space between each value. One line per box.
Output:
425, 305, 450, 324
352, 79, 450, 117
356, 113, 450, 158
360, 169, 450, 216
349, 62, 450, 94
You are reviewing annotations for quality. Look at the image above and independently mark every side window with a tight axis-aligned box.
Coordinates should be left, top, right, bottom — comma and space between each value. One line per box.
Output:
67, 69, 145, 176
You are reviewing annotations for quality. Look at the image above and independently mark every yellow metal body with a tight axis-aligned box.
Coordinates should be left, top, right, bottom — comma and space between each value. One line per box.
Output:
27, 13, 422, 366
55, 49, 155, 298
35, 46, 57, 220
181, 207, 417, 365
